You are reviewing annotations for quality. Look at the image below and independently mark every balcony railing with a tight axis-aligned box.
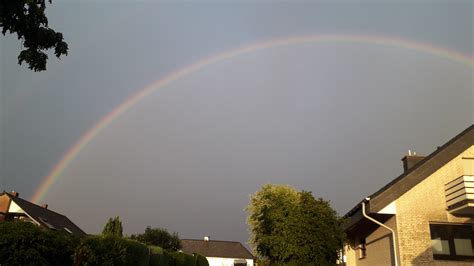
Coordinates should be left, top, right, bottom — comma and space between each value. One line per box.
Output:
445, 175, 474, 216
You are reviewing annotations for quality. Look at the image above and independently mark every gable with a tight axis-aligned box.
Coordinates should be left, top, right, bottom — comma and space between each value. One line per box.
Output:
369, 126, 473, 213
344, 125, 473, 231
393, 145, 474, 217
8, 200, 25, 213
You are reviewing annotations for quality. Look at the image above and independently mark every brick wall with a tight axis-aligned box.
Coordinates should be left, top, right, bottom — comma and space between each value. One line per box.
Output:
0, 194, 10, 213
395, 145, 474, 265
345, 145, 474, 266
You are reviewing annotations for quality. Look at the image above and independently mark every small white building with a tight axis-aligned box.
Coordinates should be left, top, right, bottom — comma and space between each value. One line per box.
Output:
181, 237, 254, 266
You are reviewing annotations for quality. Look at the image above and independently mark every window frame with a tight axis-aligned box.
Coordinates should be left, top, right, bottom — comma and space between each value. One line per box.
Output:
430, 222, 474, 261
357, 238, 367, 260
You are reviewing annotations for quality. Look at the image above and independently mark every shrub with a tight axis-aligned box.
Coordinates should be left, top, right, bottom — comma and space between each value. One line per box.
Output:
171, 251, 194, 265
0, 221, 80, 265
130, 226, 181, 251
170, 251, 208, 266
149, 245, 174, 266
73, 235, 149, 266
148, 246, 208, 266
126, 238, 150, 265
194, 253, 209, 266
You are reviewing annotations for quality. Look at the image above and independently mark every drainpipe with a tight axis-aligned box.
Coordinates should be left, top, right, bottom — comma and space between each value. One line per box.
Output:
362, 197, 398, 266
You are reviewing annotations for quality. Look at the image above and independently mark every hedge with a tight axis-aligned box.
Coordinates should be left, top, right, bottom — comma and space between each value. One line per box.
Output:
149, 245, 171, 266
0, 221, 209, 266
73, 235, 149, 266
194, 253, 209, 266
0, 221, 80, 265
149, 245, 209, 266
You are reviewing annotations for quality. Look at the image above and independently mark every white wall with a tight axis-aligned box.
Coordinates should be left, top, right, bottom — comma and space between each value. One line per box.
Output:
8, 201, 24, 213
206, 257, 253, 266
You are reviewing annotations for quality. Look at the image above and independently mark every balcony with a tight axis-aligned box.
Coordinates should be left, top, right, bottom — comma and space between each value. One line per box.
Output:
445, 175, 474, 216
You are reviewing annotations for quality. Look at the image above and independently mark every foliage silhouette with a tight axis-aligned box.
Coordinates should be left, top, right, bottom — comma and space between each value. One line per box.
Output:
0, 221, 80, 265
0, 0, 68, 71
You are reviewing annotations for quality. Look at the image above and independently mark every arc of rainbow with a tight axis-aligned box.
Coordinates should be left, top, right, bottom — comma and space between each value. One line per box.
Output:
31, 34, 474, 203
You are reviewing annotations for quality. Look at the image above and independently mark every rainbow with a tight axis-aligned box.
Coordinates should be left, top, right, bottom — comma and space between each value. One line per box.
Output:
31, 34, 474, 203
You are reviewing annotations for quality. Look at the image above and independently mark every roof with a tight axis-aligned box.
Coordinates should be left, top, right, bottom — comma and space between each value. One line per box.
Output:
344, 125, 474, 230
180, 239, 254, 259
3, 192, 86, 236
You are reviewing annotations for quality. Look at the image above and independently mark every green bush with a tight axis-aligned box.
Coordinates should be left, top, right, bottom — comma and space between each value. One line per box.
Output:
0, 221, 207, 266
149, 245, 164, 254
130, 227, 181, 251
170, 251, 191, 265
73, 235, 149, 266
126, 238, 150, 266
194, 253, 209, 266
149, 245, 174, 266
170, 251, 208, 266
0, 221, 80, 265
148, 246, 208, 266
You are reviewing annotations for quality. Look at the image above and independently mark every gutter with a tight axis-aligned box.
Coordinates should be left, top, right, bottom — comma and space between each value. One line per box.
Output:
362, 197, 398, 266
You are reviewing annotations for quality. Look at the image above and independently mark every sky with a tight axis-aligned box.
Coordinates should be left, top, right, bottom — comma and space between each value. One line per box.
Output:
0, 0, 473, 246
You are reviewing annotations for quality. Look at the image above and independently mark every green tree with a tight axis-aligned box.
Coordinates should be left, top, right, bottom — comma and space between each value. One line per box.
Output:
246, 184, 345, 265
102, 216, 123, 237
131, 226, 182, 251
246, 184, 299, 263
0, 0, 68, 71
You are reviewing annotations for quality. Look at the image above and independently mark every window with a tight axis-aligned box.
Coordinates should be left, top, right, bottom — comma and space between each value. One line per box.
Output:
430, 223, 474, 261
38, 217, 56, 229
358, 238, 367, 259
233, 259, 247, 266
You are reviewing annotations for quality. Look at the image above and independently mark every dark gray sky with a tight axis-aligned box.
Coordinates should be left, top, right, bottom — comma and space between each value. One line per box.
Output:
0, 1, 473, 245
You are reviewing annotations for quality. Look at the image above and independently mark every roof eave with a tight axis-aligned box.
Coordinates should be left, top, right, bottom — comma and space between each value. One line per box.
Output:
343, 124, 473, 220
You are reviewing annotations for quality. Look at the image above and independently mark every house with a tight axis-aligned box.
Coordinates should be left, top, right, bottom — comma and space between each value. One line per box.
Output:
342, 125, 474, 265
181, 237, 254, 266
0, 191, 86, 236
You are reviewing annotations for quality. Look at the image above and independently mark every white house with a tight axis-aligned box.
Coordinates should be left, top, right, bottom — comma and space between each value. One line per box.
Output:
181, 237, 254, 266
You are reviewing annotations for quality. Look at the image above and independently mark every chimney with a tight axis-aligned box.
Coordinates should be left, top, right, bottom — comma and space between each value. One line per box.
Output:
10, 191, 19, 197
204, 236, 210, 241
41, 204, 48, 209
401, 150, 425, 172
